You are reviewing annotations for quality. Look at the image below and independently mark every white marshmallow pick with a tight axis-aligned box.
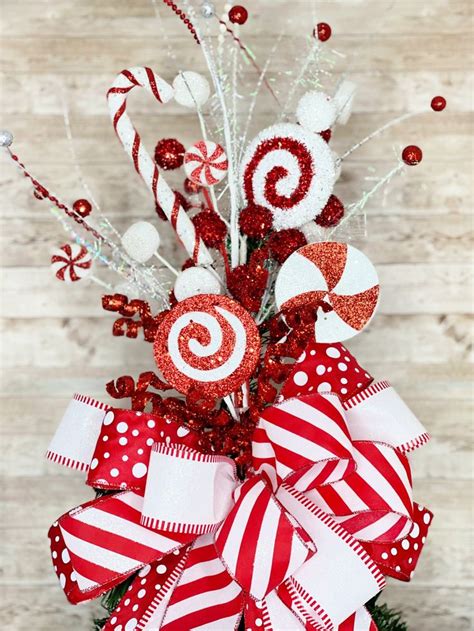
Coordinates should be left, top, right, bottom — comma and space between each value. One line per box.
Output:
174, 266, 222, 301
122, 221, 161, 264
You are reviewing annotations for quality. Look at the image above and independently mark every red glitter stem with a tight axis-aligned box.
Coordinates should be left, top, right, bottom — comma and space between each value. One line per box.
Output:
161, 0, 200, 44
7, 149, 104, 242
219, 241, 232, 280
202, 187, 215, 213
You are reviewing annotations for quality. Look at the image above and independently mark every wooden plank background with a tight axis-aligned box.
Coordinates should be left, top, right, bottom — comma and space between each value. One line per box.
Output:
0, 0, 472, 628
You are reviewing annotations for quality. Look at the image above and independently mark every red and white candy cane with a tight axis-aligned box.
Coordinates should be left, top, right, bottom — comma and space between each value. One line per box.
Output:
107, 67, 212, 265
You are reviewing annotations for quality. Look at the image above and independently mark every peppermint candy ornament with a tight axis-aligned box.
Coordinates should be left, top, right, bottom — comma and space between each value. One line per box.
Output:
275, 242, 380, 343
240, 123, 335, 230
50, 243, 92, 283
154, 294, 260, 398
184, 140, 228, 187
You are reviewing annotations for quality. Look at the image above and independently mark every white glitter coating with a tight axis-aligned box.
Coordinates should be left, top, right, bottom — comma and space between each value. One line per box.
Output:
173, 71, 210, 109
240, 123, 335, 231
173, 266, 222, 301
296, 91, 337, 133
121, 221, 161, 264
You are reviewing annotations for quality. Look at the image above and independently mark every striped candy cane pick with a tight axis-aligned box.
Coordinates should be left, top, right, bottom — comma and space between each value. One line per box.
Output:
107, 67, 212, 265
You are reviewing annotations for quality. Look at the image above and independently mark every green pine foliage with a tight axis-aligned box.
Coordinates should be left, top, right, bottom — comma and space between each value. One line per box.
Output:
367, 597, 409, 631
93, 577, 135, 630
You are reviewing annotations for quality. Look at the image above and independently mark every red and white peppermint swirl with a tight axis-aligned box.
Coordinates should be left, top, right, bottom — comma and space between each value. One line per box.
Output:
275, 242, 380, 343
107, 67, 212, 265
184, 140, 228, 187
50, 243, 92, 283
154, 295, 260, 398
240, 122, 335, 230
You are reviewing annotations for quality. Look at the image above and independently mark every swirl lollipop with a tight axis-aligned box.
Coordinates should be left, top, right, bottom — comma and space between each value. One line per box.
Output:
275, 242, 380, 343
50, 244, 92, 283
240, 122, 335, 231
184, 140, 228, 187
154, 295, 260, 398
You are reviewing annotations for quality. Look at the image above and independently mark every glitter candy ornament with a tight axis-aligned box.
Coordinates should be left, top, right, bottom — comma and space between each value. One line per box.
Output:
50, 243, 93, 283
154, 294, 260, 398
184, 140, 228, 187
275, 242, 380, 343
296, 91, 337, 133
173, 266, 222, 301
240, 123, 335, 231
173, 71, 210, 109
121, 221, 161, 264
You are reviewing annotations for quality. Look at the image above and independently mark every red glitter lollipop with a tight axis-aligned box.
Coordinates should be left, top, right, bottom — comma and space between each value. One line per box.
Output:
154, 294, 260, 398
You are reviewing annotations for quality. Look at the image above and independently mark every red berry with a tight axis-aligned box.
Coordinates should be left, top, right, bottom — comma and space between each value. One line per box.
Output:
184, 177, 202, 195
319, 129, 332, 143
239, 204, 273, 239
316, 195, 345, 228
431, 95, 446, 112
154, 138, 185, 170
192, 209, 227, 248
315, 22, 331, 42
229, 5, 248, 25
268, 229, 307, 264
402, 145, 423, 166
72, 198, 92, 217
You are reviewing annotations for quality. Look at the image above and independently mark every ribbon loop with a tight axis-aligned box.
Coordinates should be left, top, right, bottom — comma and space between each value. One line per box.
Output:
343, 381, 430, 453
142, 445, 238, 535
46, 394, 109, 472
307, 442, 413, 543
276, 485, 385, 629
253, 393, 355, 492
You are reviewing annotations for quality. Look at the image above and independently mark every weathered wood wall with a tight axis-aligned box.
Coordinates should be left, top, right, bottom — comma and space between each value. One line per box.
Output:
0, 1, 472, 628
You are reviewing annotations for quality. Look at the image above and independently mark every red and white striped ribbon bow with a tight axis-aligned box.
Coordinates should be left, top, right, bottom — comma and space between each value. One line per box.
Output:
47, 346, 432, 630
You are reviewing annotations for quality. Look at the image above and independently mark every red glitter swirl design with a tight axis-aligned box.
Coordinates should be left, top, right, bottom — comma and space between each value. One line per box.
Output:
50, 244, 92, 282
154, 295, 260, 398
243, 137, 314, 210
176, 312, 237, 371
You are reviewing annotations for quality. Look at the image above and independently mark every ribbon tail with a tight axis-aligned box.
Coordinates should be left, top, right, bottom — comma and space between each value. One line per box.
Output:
160, 533, 245, 630
276, 485, 384, 629
102, 550, 189, 630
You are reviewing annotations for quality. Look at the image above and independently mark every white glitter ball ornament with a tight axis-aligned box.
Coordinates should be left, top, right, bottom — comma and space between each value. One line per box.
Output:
0, 130, 13, 147
121, 221, 161, 264
296, 91, 337, 133
173, 72, 210, 109
200, 1, 215, 17
173, 266, 222, 301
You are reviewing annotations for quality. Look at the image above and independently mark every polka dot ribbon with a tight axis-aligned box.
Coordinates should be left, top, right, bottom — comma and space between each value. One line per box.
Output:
46, 344, 432, 629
